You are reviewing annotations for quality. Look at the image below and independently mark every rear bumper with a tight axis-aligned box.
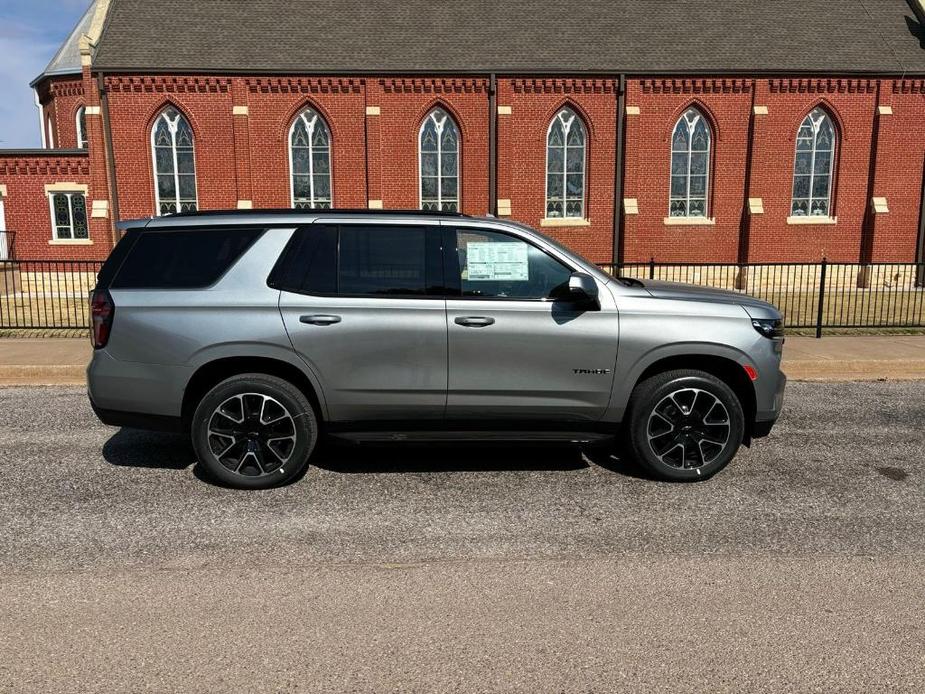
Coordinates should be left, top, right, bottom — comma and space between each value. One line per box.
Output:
87, 348, 190, 420
90, 397, 184, 432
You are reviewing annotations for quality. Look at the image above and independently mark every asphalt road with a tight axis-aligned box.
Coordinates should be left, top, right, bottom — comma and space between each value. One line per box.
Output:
1, 382, 923, 692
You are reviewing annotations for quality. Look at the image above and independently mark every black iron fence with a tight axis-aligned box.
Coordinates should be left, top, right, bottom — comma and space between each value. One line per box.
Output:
0, 260, 103, 330
0, 257, 924, 336
601, 259, 925, 337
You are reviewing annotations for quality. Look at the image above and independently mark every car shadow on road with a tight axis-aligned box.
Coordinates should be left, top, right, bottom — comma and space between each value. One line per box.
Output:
311, 440, 592, 474
102, 428, 195, 470
101, 428, 654, 481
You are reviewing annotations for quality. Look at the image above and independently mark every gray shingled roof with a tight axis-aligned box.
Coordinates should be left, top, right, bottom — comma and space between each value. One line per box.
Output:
31, 0, 97, 86
93, 0, 925, 75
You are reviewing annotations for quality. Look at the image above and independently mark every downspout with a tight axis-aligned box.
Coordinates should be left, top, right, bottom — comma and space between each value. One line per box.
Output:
34, 88, 46, 148
488, 73, 497, 216
612, 74, 626, 269
97, 72, 121, 245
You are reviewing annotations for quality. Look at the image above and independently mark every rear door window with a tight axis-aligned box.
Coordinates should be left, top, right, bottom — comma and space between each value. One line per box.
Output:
271, 224, 444, 297
111, 227, 263, 289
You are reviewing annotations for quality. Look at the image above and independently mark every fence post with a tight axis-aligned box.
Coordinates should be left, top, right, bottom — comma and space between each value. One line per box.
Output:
815, 257, 828, 339
648, 257, 656, 280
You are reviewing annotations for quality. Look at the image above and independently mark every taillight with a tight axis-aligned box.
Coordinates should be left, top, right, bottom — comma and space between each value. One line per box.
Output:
90, 289, 114, 349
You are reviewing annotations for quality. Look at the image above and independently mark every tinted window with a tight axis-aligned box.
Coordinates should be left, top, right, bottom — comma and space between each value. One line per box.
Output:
339, 226, 430, 296
96, 229, 140, 288
274, 225, 442, 297
269, 225, 337, 294
112, 228, 263, 289
452, 229, 571, 300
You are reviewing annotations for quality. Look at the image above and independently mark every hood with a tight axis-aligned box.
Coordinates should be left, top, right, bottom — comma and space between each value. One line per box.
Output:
642, 280, 781, 317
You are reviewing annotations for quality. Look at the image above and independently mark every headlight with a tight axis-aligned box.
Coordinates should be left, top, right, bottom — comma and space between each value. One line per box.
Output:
752, 318, 784, 339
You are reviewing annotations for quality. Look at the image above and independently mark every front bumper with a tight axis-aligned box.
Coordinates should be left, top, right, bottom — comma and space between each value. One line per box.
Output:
752, 368, 786, 439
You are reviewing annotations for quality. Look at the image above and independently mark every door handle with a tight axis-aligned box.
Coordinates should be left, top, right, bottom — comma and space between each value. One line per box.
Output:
454, 316, 495, 327
300, 314, 342, 326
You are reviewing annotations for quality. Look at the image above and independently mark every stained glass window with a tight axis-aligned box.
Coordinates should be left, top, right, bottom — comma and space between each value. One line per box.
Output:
151, 107, 197, 215
48, 192, 88, 240
546, 108, 586, 218
290, 108, 332, 209
76, 107, 88, 149
791, 108, 835, 217
419, 108, 459, 212
669, 108, 711, 218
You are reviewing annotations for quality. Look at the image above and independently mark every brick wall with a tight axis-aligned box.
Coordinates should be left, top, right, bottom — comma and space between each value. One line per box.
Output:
623, 78, 753, 263
499, 78, 618, 264
9, 72, 925, 265
0, 152, 99, 260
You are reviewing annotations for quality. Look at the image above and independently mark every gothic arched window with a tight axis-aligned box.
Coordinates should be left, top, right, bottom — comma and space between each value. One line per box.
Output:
151, 107, 197, 215
669, 108, 711, 218
419, 108, 459, 212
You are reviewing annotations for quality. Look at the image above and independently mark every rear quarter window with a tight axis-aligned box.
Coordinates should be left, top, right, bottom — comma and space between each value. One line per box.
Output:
110, 227, 264, 289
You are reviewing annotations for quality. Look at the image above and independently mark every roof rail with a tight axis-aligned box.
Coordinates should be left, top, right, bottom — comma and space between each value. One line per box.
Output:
163, 208, 467, 219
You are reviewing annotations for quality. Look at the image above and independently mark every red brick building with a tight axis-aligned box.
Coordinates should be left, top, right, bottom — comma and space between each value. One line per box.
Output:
3, 0, 925, 266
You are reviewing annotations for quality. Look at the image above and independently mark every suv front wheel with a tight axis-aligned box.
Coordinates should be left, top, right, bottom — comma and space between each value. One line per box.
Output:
191, 373, 318, 489
625, 369, 744, 482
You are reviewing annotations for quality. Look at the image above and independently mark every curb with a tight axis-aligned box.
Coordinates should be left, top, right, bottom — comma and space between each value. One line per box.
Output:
783, 360, 925, 381
0, 365, 86, 386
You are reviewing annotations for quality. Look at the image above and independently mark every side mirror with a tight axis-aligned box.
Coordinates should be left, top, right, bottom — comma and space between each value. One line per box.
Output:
567, 271, 600, 309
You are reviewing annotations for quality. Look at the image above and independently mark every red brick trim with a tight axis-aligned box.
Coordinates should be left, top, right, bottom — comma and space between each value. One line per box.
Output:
0, 154, 89, 177
246, 77, 362, 94
50, 80, 84, 98
663, 99, 722, 143
640, 78, 751, 95
512, 78, 616, 95
279, 99, 342, 142
413, 98, 471, 143
380, 78, 488, 94
105, 76, 231, 94
768, 78, 875, 94
890, 79, 925, 94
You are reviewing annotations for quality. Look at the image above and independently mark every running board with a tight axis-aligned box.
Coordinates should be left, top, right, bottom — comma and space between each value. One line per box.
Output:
329, 431, 616, 444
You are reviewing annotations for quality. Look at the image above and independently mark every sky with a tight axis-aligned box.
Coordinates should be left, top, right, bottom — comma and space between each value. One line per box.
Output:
0, 0, 92, 148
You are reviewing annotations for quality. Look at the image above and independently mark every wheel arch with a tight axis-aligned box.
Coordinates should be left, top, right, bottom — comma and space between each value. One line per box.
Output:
614, 347, 758, 441
181, 355, 326, 430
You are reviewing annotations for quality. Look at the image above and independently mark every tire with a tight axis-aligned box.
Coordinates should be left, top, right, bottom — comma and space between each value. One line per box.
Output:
624, 369, 744, 482
191, 373, 318, 489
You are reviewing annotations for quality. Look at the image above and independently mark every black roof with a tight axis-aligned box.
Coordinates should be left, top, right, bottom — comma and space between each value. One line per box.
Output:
93, 0, 925, 75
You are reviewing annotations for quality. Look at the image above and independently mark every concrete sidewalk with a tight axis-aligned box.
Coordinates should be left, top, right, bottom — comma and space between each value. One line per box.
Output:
0, 336, 924, 385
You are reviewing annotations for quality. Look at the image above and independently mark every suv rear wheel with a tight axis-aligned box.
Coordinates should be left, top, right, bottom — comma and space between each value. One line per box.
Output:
191, 373, 318, 489
625, 369, 744, 482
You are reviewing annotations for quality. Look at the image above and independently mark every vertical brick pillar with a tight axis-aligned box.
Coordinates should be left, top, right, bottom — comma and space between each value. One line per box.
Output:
620, 81, 641, 261
231, 78, 253, 208
365, 80, 382, 208
81, 50, 114, 252
742, 79, 771, 265
862, 81, 894, 267
495, 79, 513, 217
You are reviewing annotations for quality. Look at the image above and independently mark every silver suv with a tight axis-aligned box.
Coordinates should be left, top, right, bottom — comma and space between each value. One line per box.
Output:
88, 210, 786, 488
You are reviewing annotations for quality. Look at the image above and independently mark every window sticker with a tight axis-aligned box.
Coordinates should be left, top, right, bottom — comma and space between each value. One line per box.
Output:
466, 241, 529, 281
